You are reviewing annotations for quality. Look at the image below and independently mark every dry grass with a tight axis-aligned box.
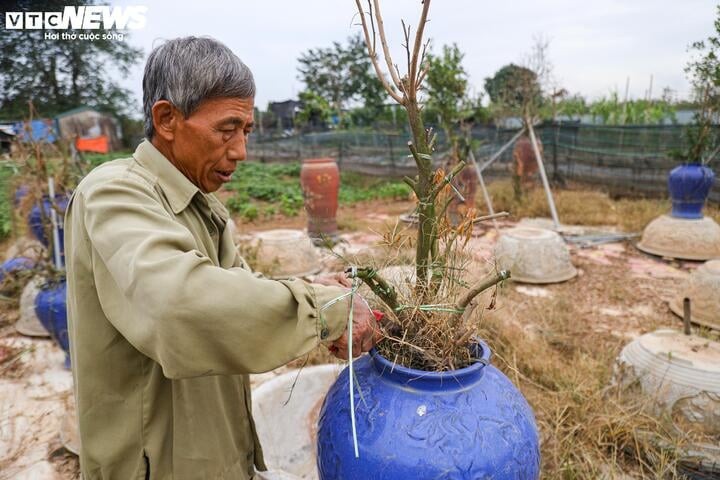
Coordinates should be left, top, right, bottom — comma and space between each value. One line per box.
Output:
469, 250, 718, 479
484, 179, 720, 232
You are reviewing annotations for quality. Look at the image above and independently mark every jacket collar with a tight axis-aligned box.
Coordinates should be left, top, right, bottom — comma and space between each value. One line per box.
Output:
133, 140, 200, 215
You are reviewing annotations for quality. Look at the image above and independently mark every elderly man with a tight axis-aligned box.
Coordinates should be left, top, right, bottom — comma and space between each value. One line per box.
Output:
65, 36, 378, 479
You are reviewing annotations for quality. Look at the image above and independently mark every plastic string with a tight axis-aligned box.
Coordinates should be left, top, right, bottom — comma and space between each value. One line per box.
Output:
319, 266, 367, 459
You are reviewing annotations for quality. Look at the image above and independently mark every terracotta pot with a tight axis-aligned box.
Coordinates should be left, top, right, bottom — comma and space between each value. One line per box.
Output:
512, 135, 541, 180
300, 158, 339, 239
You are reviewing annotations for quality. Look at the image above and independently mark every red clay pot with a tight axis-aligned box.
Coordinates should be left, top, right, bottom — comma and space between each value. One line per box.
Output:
300, 158, 340, 239
512, 135, 541, 180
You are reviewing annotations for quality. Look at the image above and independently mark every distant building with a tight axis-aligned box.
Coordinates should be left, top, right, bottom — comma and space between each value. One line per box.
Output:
0, 125, 15, 153
55, 106, 123, 151
268, 100, 301, 130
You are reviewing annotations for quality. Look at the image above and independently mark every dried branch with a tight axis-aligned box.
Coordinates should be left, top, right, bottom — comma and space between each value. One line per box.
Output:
354, 0, 404, 104
408, 0, 432, 95
430, 161, 466, 200
371, 0, 404, 92
455, 270, 510, 311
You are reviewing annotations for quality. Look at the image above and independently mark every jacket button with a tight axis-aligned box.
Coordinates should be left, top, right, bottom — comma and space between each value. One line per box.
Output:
320, 327, 330, 340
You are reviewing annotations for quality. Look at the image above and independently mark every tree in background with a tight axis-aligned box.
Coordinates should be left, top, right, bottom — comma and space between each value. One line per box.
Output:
425, 44, 488, 161
484, 64, 542, 121
675, 4, 720, 164
294, 91, 333, 130
0, 0, 143, 123
296, 34, 385, 127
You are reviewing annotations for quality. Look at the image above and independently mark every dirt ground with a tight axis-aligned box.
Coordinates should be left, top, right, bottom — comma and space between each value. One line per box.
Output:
0, 195, 713, 479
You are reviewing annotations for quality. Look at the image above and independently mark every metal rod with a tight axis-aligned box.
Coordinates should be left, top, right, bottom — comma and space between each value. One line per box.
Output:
47, 177, 62, 270
683, 297, 692, 336
469, 150, 499, 232
476, 128, 525, 173
526, 120, 560, 230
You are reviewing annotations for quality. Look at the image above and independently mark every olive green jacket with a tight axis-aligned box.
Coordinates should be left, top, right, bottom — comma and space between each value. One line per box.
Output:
65, 140, 349, 479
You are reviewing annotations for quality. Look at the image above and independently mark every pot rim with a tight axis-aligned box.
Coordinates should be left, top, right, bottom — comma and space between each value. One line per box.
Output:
368, 339, 492, 391
302, 157, 336, 165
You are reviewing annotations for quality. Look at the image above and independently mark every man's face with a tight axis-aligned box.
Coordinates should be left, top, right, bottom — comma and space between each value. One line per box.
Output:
169, 97, 255, 193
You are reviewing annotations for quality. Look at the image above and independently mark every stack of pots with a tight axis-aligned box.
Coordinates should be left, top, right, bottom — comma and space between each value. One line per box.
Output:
637, 164, 719, 260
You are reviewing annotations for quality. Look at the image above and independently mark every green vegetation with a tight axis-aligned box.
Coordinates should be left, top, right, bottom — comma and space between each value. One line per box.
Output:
224, 162, 411, 221
0, 165, 15, 239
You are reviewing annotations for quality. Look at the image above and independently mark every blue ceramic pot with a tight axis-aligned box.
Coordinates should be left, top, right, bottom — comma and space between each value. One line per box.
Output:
13, 184, 30, 207
317, 341, 540, 479
35, 279, 70, 369
0, 256, 36, 283
668, 164, 715, 219
27, 194, 69, 259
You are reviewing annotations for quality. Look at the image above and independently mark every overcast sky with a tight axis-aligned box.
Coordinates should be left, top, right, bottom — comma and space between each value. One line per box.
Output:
115, 0, 717, 111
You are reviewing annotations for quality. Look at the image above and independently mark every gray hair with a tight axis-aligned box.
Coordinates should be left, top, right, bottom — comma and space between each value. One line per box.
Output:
142, 36, 255, 139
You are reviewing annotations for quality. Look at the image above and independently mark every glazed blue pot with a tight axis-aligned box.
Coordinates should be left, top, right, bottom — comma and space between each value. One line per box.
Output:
668, 164, 715, 219
13, 184, 30, 207
27, 194, 69, 259
0, 256, 36, 283
317, 341, 541, 479
35, 279, 70, 369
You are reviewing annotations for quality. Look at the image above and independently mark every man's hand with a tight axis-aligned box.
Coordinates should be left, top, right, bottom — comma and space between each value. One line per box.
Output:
328, 294, 383, 360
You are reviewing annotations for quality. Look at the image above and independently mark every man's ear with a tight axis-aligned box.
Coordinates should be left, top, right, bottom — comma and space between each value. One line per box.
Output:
151, 100, 178, 142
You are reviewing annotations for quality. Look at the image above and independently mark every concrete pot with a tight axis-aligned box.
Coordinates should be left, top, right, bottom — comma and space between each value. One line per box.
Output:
15, 276, 50, 337
252, 229, 322, 279
494, 227, 577, 284
252, 364, 342, 479
636, 215, 720, 261
615, 329, 720, 435
670, 260, 720, 331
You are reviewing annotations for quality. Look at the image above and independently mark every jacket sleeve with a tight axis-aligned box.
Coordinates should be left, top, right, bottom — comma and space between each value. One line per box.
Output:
79, 175, 349, 379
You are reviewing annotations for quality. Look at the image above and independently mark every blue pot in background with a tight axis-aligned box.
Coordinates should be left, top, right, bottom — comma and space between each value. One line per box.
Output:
0, 256, 36, 295
13, 184, 30, 207
317, 341, 540, 479
0, 256, 36, 283
27, 194, 69, 262
668, 164, 715, 219
35, 278, 70, 369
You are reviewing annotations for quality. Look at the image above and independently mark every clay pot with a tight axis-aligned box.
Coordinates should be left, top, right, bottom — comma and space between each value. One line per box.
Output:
300, 158, 339, 240
512, 135, 541, 180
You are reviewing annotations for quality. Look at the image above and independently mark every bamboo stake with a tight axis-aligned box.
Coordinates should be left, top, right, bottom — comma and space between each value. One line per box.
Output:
526, 120, 560, 229
468, 150, 499, 232
47, 177, 62, 270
